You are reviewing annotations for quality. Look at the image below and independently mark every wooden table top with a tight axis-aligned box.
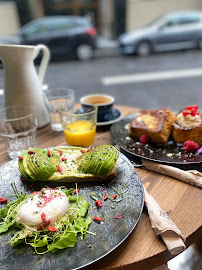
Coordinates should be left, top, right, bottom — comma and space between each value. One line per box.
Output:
0, 105, 201, 270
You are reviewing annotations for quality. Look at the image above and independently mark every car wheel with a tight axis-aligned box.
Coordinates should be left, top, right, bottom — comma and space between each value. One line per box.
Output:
136, 41, 151, 56
76, 44, 93, 62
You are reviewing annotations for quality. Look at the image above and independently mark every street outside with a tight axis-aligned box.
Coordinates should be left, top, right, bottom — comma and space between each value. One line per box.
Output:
0, 48, 202, 111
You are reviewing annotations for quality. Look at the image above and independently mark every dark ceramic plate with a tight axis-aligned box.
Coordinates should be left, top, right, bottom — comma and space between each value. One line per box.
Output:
97, 107, 123, 126
0, 152, 143, 270
111, 114, 202, 164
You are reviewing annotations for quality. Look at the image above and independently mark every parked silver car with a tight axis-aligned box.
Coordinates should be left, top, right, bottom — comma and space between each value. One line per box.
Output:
119, 11, 202, 56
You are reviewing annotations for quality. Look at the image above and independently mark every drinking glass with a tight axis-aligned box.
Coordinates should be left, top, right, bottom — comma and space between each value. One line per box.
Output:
0, 105, 37, 159
59, 104, 97, 147
43, 88, 75, 131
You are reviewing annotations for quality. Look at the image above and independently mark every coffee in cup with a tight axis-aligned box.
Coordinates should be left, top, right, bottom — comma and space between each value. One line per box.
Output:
80, 94, 115, 122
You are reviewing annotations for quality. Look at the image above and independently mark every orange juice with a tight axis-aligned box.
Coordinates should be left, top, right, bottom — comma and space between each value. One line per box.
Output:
64, 120, 96, 146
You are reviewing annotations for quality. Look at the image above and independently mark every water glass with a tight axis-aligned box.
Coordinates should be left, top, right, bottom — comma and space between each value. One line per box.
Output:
43, 88, 75, 131
0, 105, 37, 159
59, 104, 97, 147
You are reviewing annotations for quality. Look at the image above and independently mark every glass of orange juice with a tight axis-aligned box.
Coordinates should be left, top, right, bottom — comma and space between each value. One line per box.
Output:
59, 104, 97, 147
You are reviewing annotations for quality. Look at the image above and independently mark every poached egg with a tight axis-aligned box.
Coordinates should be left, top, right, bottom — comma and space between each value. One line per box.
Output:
16, 188, 69, 228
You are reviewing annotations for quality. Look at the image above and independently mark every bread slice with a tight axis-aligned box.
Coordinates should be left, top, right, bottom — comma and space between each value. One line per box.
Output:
129, 108, 176, 144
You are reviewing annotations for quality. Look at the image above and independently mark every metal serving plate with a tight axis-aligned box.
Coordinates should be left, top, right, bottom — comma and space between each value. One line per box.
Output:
111, 114, 202, 164
0, 152, 143, 270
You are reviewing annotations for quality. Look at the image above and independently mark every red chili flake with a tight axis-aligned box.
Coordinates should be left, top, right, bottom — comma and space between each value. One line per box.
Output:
114, 214, 124, 219
47, 150, 51, 157
41, 213, 46, 221
47, 226, 57, 232
28, 150, 35, 154
18, 156, 23, 160
112, 194, 117, 199
103, 195, 109, 201
31, 191, 39, 194
87, 146, 93, 152
95, 200, 102, 207
20, 178, 27, 182
0, 198, 7, 204
59, 151, 63, 156
28, 183, 34, 189
73, 189, 79, 194
93, 217, 102, 223
57, 165, 63, 173
37, 220, 50, 231
61, 157, 67, 161
80, 149, 86, 153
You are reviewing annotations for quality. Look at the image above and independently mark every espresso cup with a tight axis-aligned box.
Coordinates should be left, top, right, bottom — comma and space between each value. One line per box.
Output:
80, 94, 115, 122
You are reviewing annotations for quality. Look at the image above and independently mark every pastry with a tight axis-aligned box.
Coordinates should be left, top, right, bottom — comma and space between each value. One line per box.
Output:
172, 105, 202, 144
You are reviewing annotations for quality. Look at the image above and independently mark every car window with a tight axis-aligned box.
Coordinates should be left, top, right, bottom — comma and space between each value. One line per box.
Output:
22, 19, 79, 36
164, 17, 181, 27
23, 22, 48, 35
180, 14, 201, 25
48, 20, 76, 31
163, 14, 201, 28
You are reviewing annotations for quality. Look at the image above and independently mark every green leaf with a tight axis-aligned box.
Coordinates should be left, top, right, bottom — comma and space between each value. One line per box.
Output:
61, 188, 73, 196
48, 232, 77, 253
14, 222, 22, 229
73, 215, 92, 240
68, 195, 77, 203
7, 194, 27, 209
77, 195, 89, 217
0, 207, 8, 219
11, 238, 25, 247
30, 235, 48, 248
0, 220, 15, 233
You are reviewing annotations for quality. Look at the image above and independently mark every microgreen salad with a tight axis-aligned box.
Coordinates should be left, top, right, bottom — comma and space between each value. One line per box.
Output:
0, 187, 93, 254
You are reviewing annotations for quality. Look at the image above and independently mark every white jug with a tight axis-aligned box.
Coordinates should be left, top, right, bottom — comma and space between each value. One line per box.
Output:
0, 44, 50, 128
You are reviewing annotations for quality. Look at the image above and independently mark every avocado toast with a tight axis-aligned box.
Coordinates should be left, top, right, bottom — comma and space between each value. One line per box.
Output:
18, 145, 119, 182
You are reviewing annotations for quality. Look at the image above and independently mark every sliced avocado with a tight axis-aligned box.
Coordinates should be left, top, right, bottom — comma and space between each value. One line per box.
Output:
18, 150, 30, 179
97, 146, 117, 177
77, 145, 119, 178
18, 146, 119, 182
22, 149, 40, 180
26, 149, 60, 181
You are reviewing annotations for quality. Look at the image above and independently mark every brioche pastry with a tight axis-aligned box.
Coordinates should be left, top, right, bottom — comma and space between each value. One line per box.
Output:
172, 105, 202, 144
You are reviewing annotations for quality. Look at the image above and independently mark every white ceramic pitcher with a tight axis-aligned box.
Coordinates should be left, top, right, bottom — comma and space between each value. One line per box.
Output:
0, 44, 50, 128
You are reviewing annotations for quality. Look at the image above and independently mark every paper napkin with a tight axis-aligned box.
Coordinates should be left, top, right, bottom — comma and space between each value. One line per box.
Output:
143, 186, 186, 255
142, 159, 202, 188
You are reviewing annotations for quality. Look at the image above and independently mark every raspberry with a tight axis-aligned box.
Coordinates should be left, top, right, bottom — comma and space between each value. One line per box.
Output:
183, 140, 199, 152
139, 134, 149, 144
185, 106, 192, 111
190, 108, 197, 116
192, 105, 198, 110
182, 110, 188, 116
